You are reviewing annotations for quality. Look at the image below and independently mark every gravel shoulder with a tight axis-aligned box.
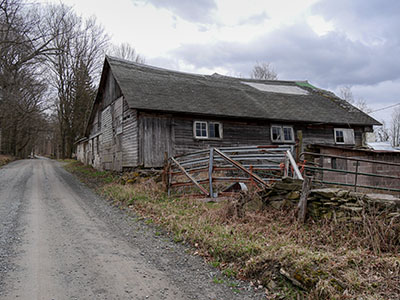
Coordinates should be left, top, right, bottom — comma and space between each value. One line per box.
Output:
0, 158, 264, 299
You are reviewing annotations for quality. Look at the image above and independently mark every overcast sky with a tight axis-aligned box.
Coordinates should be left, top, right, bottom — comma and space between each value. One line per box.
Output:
47, 0, 400, 124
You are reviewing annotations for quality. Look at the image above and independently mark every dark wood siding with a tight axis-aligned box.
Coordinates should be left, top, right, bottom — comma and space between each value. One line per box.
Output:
296, 124, 364, 151
173, 116, 271, 156
99, 69, 122, 108
137, 112, 274, 166
136, 112, 368, 167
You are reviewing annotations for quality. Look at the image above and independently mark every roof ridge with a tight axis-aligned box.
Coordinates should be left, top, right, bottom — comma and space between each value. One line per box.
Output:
106, 55, 210, 79
106, 55, 309, 84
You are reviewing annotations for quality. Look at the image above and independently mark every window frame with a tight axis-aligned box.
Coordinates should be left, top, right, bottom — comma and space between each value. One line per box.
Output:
271, 125, 295, 143
334, 128, 355, 145
193, 121, 223, 139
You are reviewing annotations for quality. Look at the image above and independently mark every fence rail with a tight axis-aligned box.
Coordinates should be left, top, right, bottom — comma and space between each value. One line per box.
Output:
300, 152, 400, 193
165, 145, 303, 197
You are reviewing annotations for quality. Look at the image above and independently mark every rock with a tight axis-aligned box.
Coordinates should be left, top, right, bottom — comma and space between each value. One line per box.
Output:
271, 200, 286, 210
311, 188, 342, 199
364, 193, 400, 207
244, 197, 264, 212
348, 192, 365, 200
287, 191, 300, 200
279, 268, 305, 290
337, 197, 351, 203
269, 195, 286, 202
267, 280, 277, 291
337, 190, 349, 198
273, 182, 302, 191
282, 177, 303, 185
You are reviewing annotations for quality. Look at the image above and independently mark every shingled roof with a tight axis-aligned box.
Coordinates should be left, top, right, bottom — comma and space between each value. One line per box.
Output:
104, 56, 380, 126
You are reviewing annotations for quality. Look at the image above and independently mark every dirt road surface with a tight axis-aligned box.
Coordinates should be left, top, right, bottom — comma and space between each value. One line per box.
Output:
0, 158, 264, 299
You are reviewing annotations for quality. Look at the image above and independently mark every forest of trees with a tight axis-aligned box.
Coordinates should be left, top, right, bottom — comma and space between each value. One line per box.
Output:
0, 0, 143, 158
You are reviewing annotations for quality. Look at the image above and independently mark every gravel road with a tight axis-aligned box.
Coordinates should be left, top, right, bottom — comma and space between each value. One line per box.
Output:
0, 158, 264, 299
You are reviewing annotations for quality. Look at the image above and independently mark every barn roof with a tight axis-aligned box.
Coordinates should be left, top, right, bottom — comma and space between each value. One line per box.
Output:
104, 56, 380, 126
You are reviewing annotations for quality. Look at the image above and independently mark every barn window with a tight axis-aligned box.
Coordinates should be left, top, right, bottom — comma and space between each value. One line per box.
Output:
271, 125, 294, 143
194, 121, 223, 139
209, 123, 221, 138
334, 128, 354, 144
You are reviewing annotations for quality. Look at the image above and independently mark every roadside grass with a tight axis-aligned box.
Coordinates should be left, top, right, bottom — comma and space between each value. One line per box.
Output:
64, 160, 400, 299
63, 160, 115, 185
0, 154, 16, 168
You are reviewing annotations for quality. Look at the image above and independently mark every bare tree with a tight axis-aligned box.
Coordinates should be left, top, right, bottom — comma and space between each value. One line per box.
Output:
339, 86, 354, 103
250, 62, 278, 80
0, 0, 67, 157
390, 108, 400, 147
46, 4, 109, 158
110, 42, 145, 63
339, 85, 372, 113
375, 120, 390, 143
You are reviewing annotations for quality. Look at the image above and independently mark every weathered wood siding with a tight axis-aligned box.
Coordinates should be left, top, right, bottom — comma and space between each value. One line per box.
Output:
139, 113, 174, 167
88, 135, 101, 170
84, 66, 127, 171
137, 113, 273, 167
101, 69, 122, 108
101, 97, 123, 171
136, 112, 369, 167
122, 100, 138, 168
76, 142, 86, 163
173, 116, 271, 156
298, 124, 364, 150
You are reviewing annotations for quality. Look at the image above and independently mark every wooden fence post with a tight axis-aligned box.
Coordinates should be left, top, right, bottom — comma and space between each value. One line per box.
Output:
209, 148, 214, 198
163, 151, 170, 193
298, 176, 312, 223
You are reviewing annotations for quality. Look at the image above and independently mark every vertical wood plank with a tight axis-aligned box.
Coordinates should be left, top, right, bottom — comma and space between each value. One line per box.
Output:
208, 148, 214, 197
298, 176, 312, 223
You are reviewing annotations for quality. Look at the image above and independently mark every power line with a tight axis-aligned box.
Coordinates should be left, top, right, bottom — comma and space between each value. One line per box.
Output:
371, 102, 400, 113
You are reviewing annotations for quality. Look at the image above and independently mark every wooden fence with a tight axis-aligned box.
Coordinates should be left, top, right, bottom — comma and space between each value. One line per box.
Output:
164, 145, 303, 197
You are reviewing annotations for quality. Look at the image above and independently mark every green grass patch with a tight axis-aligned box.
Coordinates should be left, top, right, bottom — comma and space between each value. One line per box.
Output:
212, 277, 224, 284
63, 160, 116, 187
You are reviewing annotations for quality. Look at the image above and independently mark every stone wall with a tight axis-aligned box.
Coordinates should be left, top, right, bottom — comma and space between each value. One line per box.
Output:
260, 178, 400, 219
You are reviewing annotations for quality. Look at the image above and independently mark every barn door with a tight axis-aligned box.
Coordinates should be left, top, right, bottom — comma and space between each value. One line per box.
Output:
140, 116, 174, 167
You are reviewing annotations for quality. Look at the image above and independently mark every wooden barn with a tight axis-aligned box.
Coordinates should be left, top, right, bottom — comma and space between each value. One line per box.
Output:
77, 56, 380, 171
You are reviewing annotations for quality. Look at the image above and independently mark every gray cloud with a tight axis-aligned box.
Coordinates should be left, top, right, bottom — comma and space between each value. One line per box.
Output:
169, 19, 400, 89
147, 0, 400, 114
144, 0, 217, 23
238, 12, 269, 26
313, 0, 400, 40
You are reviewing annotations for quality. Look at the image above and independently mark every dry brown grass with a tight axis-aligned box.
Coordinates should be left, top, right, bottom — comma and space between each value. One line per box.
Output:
0, 154, 16, 167
64, 161, 400, 299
